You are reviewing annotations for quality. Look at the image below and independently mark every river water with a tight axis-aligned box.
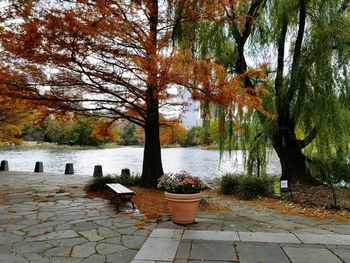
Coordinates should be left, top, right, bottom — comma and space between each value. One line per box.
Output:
0, 147, 281, 179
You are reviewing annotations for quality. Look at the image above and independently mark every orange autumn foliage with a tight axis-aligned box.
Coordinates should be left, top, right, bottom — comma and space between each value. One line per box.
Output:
0, 96, 34, 144
0, 0, 270, 186
135, 118, 187, 145
90, 120, 117, 142
0, 0, 268, 122
159, 120, 187, 145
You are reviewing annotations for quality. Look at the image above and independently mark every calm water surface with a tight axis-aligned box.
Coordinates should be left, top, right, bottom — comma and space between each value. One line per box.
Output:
0, 147, 281, 179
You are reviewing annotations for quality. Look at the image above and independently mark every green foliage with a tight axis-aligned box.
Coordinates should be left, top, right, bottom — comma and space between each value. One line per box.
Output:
87, 174, 141, 192
307, 154, 350, 208
21, 116, 116, 146
87, 176, 118, 192
200, 120, 211, 145
199, 197, 209, 207
212, 0, 350, 184
44, 119, 67, 144
121, 122, 138, 145
308, 156, 350, 185
237, 176, 273, 200
208, 119, 220, 144
21, 124, 45, 142
69, 119, 109, 146
181, 126, 203, 146
220, 173, 240, 195
219, 173, 273, 200
114, 173, 141, 186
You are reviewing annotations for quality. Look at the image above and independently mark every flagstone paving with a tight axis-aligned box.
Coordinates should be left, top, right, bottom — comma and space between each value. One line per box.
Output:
1, 171, 350, 262
0, 172, 150, 263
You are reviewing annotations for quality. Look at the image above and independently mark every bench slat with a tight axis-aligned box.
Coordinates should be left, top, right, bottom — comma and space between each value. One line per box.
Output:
106, 183, 134, 194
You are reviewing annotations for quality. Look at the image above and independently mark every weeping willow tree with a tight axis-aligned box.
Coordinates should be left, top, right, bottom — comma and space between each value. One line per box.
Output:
177, 0, 350, 183
263, 0, 350, 183
237, 0, 350, 183
175, 0, 272, 176
174, 18, 237, 146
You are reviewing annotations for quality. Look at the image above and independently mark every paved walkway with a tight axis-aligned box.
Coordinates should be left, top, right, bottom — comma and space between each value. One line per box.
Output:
133, 228, 350, 262
1, 171, 350, 262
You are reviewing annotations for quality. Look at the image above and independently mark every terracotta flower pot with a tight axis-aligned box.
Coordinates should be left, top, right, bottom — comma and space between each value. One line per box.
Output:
165, 192, 201, 224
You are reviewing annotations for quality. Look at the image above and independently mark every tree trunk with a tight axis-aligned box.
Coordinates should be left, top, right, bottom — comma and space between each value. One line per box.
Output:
272, 0, 315, 185
140, 0, 163, 188
272, 112, 317, 185
272, 130, 307, 184
141, 97, 164, 188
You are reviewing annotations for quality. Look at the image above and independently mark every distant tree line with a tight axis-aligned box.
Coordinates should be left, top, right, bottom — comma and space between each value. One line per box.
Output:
20, 116, 193, 147
21, 116, 117, 146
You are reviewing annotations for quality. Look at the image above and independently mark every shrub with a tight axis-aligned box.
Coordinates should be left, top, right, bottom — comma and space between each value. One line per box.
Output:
87, 175, 118, 192
237, 176, 272, 200
220, 173, 240, 195
86, 174, 141, 192
116, 174, 141, 186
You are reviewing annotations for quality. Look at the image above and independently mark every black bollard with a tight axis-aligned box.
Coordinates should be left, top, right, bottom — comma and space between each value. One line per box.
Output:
34, 161, 44, 173
65, 163, 74, 174
0, 160, 9, 171
93, 165, 103, 177
121, 168, 130, 178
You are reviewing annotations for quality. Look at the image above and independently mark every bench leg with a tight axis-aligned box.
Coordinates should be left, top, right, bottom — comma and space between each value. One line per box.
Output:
116, 200, 122, 212
109, 193, 136, 212
116, 200, 135, 212
130, 200, 135, 210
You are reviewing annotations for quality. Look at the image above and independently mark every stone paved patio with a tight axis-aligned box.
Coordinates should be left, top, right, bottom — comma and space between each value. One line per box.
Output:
1, 171, 350, 262
0, 172, 154, 263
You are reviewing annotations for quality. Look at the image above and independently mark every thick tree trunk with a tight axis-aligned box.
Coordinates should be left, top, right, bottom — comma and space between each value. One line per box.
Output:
272, 0, 314, 185
141, 99, 164, 188
272, 114, 316, 184
140, 0, 163, 188
272, 130, 308, 184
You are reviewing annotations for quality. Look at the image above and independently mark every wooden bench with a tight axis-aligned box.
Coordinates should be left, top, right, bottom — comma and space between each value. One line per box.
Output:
106, 183, 136, 212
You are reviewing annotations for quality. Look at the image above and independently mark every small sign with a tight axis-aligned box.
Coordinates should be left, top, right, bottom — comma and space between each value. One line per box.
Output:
280, 180, 288, 189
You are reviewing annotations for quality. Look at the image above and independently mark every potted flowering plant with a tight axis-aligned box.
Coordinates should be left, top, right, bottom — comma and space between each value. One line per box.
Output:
158, 171, 205, 224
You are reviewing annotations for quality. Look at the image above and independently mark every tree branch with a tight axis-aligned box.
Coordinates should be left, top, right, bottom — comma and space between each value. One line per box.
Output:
297, 127, 317, 148
275, 14, 288, 99
287, 0, 306, 104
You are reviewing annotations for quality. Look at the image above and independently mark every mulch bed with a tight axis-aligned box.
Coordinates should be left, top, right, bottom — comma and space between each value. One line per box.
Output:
281, 183, 350, 209
85, 187, 230, 219
85, 185, 350, 223
219, 183, 350, 223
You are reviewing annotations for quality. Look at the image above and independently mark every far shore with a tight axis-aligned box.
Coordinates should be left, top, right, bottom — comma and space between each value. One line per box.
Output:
0, 141, 219, 151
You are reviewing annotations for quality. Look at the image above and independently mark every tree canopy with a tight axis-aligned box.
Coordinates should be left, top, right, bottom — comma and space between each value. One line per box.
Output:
0, 0, 261, 187
169, 0, 350, 184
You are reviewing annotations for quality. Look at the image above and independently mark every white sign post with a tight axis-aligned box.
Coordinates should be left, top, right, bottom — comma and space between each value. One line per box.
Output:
280, 180, 288, 189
